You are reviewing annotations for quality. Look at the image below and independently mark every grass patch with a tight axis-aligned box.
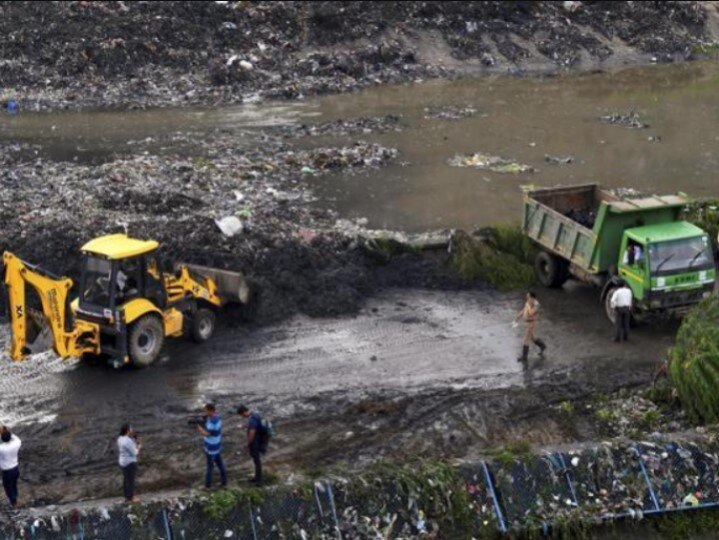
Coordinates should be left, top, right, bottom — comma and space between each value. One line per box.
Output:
558, 400, 575, 415
201, 487, 264, 520
669, 295, 719, 423
450, 227, 536, 290
486, 440, 534, 467
654, 507, 719, 540
691, 42, 719, 56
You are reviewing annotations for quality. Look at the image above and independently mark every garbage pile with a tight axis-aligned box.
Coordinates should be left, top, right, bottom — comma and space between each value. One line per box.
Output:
448, 153, 534, 174
0, 2, 710, 110
423, 105, 478, 121
599, 111, 650, 129
276, 115, 403, 138
0, 130, 456, 325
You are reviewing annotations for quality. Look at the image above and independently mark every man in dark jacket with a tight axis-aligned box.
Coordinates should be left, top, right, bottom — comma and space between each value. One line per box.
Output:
237, 404, 265, 486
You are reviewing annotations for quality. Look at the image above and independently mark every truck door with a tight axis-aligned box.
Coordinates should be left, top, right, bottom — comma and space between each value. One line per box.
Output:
618, 236, 647, 301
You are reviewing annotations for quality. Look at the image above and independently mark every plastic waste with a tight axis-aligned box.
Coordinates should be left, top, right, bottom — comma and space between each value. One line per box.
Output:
214, 216, 243, 237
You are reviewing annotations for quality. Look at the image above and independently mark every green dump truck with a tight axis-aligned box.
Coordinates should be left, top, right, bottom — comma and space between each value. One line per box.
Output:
522, 184, 715, 323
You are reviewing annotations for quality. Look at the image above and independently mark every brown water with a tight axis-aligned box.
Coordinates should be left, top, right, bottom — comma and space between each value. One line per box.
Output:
311, 60, 719, 231
3, 61, 719, 233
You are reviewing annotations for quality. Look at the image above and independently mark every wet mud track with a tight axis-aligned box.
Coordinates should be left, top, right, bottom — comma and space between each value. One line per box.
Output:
0, 284, 676, 505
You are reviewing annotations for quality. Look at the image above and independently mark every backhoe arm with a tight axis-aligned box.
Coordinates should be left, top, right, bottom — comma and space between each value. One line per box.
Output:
3, 252, 98, 361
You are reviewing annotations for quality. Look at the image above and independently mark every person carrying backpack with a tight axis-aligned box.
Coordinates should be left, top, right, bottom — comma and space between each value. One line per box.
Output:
237, 404, 272, 487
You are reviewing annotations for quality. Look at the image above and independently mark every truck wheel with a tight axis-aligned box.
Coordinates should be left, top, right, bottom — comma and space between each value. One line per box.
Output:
604, 288, 617, 325
535, 251, 568, 288
129, 315, 164, 367
191, 308, 216, 344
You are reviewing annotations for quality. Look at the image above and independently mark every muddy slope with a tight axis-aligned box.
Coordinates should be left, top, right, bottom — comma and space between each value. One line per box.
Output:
0, 1, 711, 109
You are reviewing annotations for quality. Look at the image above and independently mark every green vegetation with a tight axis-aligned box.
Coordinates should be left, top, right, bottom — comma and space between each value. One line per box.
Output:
691, 42, 719, 57
486, 440, 534, 467
683, 199, 719, 252
450, 226, 536, 290
201, 487, 264, 520
192, 156, 217, 171
558, 400, 575, 415
669, 295, 719, 423
654, 507, 719, 540
594, 407, 620, 425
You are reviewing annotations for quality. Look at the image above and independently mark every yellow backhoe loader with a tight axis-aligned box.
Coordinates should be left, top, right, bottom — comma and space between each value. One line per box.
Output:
2, 234, 249, 368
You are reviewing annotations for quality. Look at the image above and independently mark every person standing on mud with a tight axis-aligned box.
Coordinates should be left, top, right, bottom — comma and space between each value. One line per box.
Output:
237, 404, 264, 487
610, 280, 633, 342
514, 291, 546, 363
0, 426, 21, 511
117, 424, 140, 503
196, 403, 227, 489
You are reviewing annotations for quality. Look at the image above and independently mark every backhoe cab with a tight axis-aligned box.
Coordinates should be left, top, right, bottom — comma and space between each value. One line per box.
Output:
3, 234, 247, 368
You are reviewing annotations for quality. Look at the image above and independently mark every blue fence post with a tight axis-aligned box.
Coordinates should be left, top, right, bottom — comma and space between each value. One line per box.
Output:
162, 507, 173, 540
557, 453, 579, 507
325, 481, 342, 540
314, 482, 324, 518
249, 507, 259, 540
481, 460, 507, 533
634, 447, 661, 511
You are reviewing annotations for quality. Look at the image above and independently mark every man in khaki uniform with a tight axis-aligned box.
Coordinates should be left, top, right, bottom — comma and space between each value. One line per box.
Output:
515, 291, 546, 363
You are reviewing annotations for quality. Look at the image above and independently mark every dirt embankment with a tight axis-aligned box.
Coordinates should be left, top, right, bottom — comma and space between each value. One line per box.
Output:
0, 1, 713, 110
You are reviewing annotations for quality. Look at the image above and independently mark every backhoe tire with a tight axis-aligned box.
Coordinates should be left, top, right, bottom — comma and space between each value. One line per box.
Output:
129, 315, 164, 368
535, 251, 569, 288
191, 308, 216, 344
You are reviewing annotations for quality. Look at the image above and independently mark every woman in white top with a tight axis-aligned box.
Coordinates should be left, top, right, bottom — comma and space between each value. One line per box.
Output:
0, 426, 21, 509
117, 424, 141, 503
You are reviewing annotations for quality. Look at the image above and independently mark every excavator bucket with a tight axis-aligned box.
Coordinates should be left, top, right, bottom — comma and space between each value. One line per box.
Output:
177, 263, 251, 305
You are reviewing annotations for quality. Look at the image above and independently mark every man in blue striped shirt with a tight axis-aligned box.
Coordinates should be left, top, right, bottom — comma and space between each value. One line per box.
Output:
195, 403, 227, 488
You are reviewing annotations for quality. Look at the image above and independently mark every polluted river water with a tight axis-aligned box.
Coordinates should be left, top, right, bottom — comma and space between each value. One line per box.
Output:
3, 61, 719, 232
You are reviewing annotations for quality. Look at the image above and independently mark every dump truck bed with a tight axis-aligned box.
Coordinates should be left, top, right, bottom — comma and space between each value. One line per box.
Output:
523, 184, 689, 274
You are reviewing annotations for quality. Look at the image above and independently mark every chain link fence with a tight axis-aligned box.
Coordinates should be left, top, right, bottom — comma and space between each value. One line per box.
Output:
3, 440, 719, 539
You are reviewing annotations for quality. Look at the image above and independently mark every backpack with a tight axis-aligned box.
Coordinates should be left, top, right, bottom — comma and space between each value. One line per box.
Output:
257, 417, 274, 454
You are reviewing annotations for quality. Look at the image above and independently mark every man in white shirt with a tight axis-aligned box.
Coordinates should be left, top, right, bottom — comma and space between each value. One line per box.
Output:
610, 280, 633, 342
0, 427, 21, 509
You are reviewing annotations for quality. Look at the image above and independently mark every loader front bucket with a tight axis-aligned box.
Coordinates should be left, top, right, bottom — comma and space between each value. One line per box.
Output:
178, 263, 251, 305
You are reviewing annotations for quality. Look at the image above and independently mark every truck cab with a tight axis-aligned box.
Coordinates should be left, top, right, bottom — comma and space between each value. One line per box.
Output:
615, 222, 715, 317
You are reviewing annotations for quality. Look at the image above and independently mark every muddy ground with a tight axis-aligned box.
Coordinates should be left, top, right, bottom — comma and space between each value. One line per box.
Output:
0, 1, 716, 110
0, 285, 678, 506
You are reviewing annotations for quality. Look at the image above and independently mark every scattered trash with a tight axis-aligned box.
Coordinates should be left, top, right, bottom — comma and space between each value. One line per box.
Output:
3, 99, 18, 114
215, 216, 244, 237
563, 1, 582, 12
449, 153, 534, 174
544, 154, 574, 165
599, 111, 650, 129
277, 115, 403, 138
424, 105, 477, 121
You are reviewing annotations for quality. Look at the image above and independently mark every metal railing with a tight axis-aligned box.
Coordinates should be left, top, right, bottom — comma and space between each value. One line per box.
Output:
3, 440, 719, 539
